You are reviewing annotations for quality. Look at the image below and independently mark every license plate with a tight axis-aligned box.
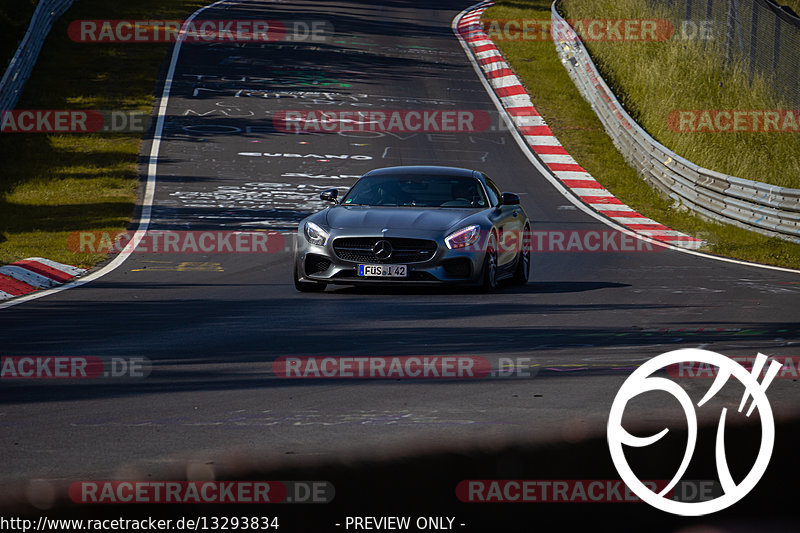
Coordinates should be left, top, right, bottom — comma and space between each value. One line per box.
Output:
358, 264, 408, 277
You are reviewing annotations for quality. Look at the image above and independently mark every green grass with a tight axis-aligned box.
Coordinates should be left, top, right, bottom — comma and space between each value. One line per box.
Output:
484, 0, 800, 269
560, 0, 800, 189
0, 0, 208, 268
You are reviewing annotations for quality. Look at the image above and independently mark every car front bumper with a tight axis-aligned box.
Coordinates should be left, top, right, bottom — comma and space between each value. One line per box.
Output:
295, 229, 487, 286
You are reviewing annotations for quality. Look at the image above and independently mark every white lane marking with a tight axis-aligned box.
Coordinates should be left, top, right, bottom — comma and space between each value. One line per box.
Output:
0, 0, 232, 311
452, 2, 800, 274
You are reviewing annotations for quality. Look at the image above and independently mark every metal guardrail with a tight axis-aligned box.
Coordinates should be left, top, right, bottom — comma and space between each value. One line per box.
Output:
0, 0, 76, 112
550, 1, 800, 243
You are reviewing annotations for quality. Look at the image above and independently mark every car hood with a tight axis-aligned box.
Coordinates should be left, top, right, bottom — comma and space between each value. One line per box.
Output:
324, 206, 476, 232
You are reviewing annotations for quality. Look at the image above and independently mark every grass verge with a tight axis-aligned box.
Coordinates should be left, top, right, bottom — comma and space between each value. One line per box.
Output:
560, 0, 800, 189
0, 0, 207, 268
484, 0, 800, 269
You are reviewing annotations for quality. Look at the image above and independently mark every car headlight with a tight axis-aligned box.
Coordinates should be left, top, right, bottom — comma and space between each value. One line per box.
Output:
304, 221, 329, 246
445, 224, 480, 250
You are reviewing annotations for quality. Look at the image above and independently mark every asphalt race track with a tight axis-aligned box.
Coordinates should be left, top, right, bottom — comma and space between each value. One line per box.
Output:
1, 1, 798, 530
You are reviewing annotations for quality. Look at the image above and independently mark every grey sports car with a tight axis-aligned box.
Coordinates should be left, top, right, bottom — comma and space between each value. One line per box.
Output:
293, 165, 531, 291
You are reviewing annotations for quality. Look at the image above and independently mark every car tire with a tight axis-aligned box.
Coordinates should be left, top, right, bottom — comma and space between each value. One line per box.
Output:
512, 224, 530, 285
294, 263, 327, 292
481, 231, 499, 292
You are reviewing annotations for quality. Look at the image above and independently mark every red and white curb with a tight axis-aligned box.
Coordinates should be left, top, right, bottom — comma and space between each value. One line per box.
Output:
456, 3, 703, 249
0, 258, 86, 300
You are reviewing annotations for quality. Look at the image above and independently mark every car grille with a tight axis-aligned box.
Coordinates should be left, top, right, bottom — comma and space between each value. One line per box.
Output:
332, 237, 438, 264
305, 254, 332, 275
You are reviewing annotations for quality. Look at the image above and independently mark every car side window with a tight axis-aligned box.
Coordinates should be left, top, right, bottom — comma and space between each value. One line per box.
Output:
482, 176, 501, 206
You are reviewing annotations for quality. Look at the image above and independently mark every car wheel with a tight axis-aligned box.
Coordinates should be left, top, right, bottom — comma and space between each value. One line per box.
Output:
512, 224, 531, 285
481, 231, 498, 292
294, 262, 327, 292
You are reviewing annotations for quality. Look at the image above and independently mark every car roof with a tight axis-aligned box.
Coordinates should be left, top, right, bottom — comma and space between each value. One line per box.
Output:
362, 166, 480, 179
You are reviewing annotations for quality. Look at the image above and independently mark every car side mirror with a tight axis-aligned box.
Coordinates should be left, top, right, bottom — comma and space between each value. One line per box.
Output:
499, 192, 520, 206
320, 189, 338, 203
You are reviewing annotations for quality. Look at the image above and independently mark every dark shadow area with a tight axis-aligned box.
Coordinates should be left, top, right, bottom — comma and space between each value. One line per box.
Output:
2, 413, 798, 532
0, 134, 139, 241
0, 202, 135, 233
0, 0, 37, 67
0, 289, 796, 405
328, 280, 630, 295
195, 0, 472, 40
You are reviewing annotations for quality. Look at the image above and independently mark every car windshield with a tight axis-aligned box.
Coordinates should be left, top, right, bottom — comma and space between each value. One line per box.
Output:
341, 175, 488, 208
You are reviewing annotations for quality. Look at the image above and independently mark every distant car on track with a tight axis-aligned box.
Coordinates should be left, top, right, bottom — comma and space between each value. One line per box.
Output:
293, 165, 531, 292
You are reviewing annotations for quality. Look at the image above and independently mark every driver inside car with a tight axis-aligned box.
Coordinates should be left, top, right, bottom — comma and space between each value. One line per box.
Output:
451, 181, 479, 207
